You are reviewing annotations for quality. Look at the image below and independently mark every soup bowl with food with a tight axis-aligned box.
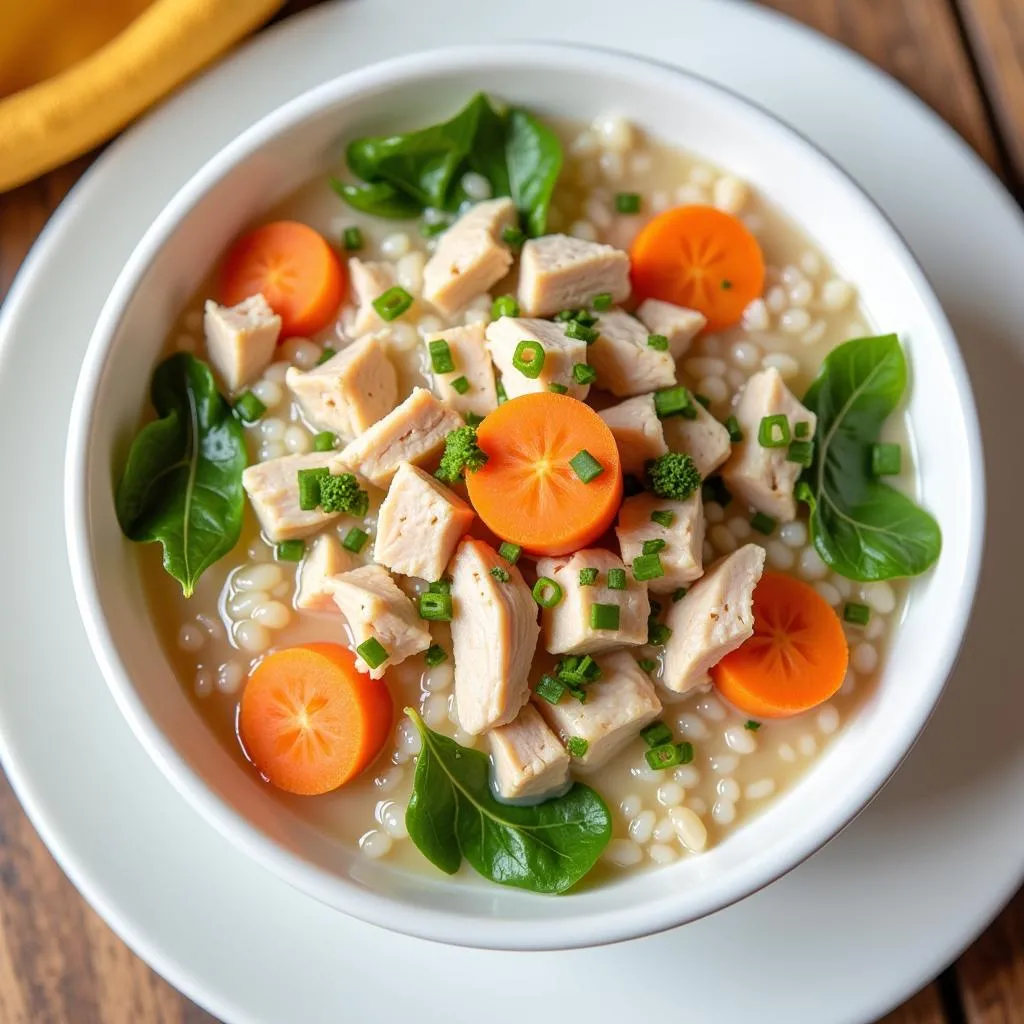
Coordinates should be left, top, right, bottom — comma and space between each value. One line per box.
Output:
66, 44, 982, 949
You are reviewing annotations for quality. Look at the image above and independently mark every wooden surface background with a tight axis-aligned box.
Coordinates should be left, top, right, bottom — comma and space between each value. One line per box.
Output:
0, 0, 1022, 1020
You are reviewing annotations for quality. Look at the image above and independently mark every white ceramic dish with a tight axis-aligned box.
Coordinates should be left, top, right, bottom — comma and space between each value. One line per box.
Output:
64, 42, 983, 950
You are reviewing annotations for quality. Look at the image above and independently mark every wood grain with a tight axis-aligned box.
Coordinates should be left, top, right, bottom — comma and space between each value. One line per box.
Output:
881, 983, 951, 1024
958, 888, 1024, 1023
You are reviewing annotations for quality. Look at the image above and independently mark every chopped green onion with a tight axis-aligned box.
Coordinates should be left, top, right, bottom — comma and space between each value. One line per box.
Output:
556, 655, 601, 687
572, 362, 598, 385
498, 541, 521, 564
843, 602, 871, 626
566, 737, 590, 758
450, 375, 471, 395
342, 527, 369, 553
645, 741, 693, 770
694, 393, 712, 410
564, 319, 599, 344
745, 720, 761, 731
632, 553, 664, 581
372, 286, 414, 322
342, 226, 363, 251
640, 721, 673, 748
725, 415, 744, 443
787, 440, 814, 467
672, 586, 688, 602
233, 390, 266, 424
547, 382, 568, 394
276, 539, 305, 562
313, 431, 337, 452
795, 480, 816, 508
428, 338, 455, 374
502, 224, 526, 248
356, 637, 389, 670
646, 333, 669, 352
495, 378, 507, 404
317, 346, 337, 366
490, 566, 510, 583
465, 411, 484, 427
607, 567, 627, 590
642, 538, 666, 555
795, 421, 811, 439
297, 467, 329, 510
637, 658, 658, 673
512, 339, 545, 378
701, 476, 732, 508
555, 308, 597, 327
428, 579, 451, 595
653, 386, 694, 419
424, 644, 448, 667
751, 511, 777, 535
650, 509, 675, 528
532, 576, 563, 608
647, 622, 672, 646
591, 292, 613, 311
615, 191, 642, 214
569, 449, 604, 483
590, 603, 620, 630
758, 414, 791, 448
419, 591, 453, 621
579, 567, 599, 587
871, 442, 902, 477
535, 674, 566, 705
491, 294, 519, 319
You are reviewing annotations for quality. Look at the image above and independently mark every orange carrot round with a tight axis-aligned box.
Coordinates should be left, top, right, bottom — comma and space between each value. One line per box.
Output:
239, 643, 391, 796
629, 205, 765, 333
465, 392, 622, 556
219, 220, 346, 338
712, 572, 849, 718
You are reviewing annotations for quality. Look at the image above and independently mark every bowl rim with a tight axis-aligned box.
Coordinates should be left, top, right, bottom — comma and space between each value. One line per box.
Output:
64, 41, 985, 950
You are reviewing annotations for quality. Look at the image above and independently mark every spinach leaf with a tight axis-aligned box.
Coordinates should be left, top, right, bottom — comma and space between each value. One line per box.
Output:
328, 179, 421, 220
404, 710, 611, 894
505, 109, 563, 237
802, 334, 941, 581
115, 354, 248, 597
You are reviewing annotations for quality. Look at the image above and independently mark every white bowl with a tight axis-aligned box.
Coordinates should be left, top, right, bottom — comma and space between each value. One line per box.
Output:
65, 43, 984, 950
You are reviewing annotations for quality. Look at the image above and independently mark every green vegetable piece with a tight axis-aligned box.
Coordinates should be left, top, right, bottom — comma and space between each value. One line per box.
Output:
590, 603, 620, 630
319, 473, 368, 516
843, 602, 871, 626
372, 286, 414, 322
342, 527, 369, 553
570, 449, 604, 483
644, 743, 683, 770
512, 339, 546, 378
297, 467, 329, 511
694, 393, 712, 410
233, 390, 266, 424
419, 591, 453, 621
745, 720, 761, 731
726, 415, 744, 442
646, 452, 701, 500
451, 376, 471, 395
751, 511, 777, 536
495, 378, 508, 404
572, 362, 598, 386
615, 192, 641, 214
465, 411, 484, 427
758, 414, 791, 448
343, 226, 363, 251
578, 567, 599, 587
276, 539, 305, 562
356, 637, 389, 670
425, 644, 448, 667
871, 442, 902, 477
564, 319, 599, 344
591, 292, 613, 311
435, 425, 488, 484
313, 431, 337, 452
640, 721, 673, 748
632, 552, 664, 581
502, 224, 526, 248
428, 579, 452, 595
802, 334, 941, 580
428, 338, 455, 374
646, 333, 669, 352
653, 386, 696, 420
647, 622, 672, 646
420, 221, 448, 238
672, 587, 688, 602
547, 382, 569, 394
317, 346, 337, 366
787, 440, 815, 467
498, 541, 522, 564
642, 538, 666, 555
650, 509, 675, 528
403, 709, 612, 892
532, 576, 563, 608
794, 420, 811, 439
607, 568, 627, 590
490, 566, 510, 583
637, 658, 657, 673
566, 737, 590, 758
506, 108, 563, 237
535, 674, 566, 704
492, 295, 519, 319
330, 179, 422, 219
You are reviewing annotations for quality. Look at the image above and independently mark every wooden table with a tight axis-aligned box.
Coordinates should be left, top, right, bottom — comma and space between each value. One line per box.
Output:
1, 0, 1022, 1019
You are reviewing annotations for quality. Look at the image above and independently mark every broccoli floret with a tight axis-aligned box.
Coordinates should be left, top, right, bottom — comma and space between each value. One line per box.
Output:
435, 425, 488, 484
319, 472, 369, 516
646, 452, 702, 500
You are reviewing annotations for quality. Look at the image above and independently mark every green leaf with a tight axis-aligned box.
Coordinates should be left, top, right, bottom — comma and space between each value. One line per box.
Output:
802, 334, 941, 581
329, 179, 421, 220
115, 354, 248, 597
505, 109, 563, 237
404, 710, 611, 893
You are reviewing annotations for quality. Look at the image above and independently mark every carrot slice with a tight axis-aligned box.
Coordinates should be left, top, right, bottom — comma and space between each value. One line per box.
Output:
239, 643, 391, 796
711, 572, 848, 718
219, 220, 346, 339
465, 392, 622, 556
629, 205, 765, 333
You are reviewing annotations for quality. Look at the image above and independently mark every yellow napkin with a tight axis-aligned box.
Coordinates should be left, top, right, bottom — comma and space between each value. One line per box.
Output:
0, 0, 285, 193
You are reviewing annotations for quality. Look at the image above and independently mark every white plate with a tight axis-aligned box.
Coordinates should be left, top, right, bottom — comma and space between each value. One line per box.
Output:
1, 0, 1022, 1020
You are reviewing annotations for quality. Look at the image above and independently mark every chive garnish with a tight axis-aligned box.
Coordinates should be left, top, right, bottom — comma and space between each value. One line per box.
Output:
419, 591, 453, 621
233, 391, 266, 424
590, 603, 620, 630
578, 568, 599, 587
532, 576, 563, 608
372, 286, 413, 322
758, 414, 790, 448
512, 339, 545, 378
356, 637, 388, 669
276, 539, 305, 562
569, 449, 604, 483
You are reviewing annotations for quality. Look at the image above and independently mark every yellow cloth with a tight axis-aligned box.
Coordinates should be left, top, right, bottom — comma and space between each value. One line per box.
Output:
0, 0, 285, 193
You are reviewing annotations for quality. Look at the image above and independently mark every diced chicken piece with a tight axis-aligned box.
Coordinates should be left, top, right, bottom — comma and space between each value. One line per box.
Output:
662, 544, 766, 694
636, 298, 706, 359
616, 492, 705, 595
423, 198, 517, 316
241, 452, 339, 543
661, 400, 733, 478
535, 549, 650, 656
449, 538, 540, 735
517, 235, 630, 317
485, 316, 590, 400
488, 704, 571, 802
374, 462, 474, 581
296, 534, 354, 611
426, 323, 498, 417
598, 394, 668, 475
332, 387, 462, 488
588, 309, 676, 397
345, 258, 398, 337
285, 333, 397, 440
722, 368, 817, 521
535, 650, 661, 771
328, 564, 431, 679
203, 293, 281, 392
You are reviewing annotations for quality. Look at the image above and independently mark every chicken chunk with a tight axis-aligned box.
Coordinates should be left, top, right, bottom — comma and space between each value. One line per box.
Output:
425, 323, 498, 417
241, 451, 340, 542
295, 534, 354, 611
598, 394, 668, 475
635, 298, 706, 359
374, 462, 474, 581
203, 293, 281, 392
423, 198, 517, 316
485, 316, 590, 400
616, 492, 705, 595
488, 704, 571, 803
722, 368, 817, 521
535, 549, 650, 655
449, 538, 540, 735
517, 235, 630, 317
588, 309, 676, 397
332, 387, 462, 488
345, 258, 398, 337
328, 564, 431, 679
535, 650, 661, 771
662, 544, 766, 694
285, 333, 397, 440
661, 399, 733, 478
